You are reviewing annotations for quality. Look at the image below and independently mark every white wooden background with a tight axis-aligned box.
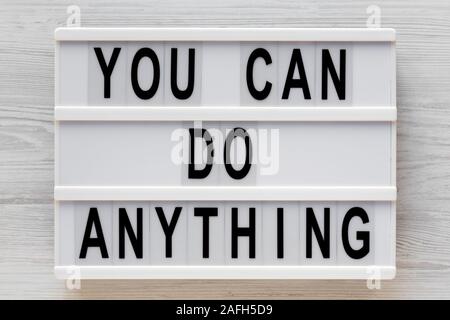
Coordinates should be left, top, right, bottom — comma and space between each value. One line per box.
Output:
1, 0, 449, 299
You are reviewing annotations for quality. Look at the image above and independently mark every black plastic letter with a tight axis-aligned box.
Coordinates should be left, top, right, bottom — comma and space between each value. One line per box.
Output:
321, 49, 346, 100
246, 48, 272, 100
131, 48, 160, 100
118, 208, 143, 259
282, 49, 311, 100
79, 208, 109, 259
94, 47, 121, 99
277, 208, 284, 259
171, 48, 195, 99
306, 207, 330, 259
342, 207, 370, 259
189, 128, 214, 179
156, 207, 182, 258
231, 207, 256, 259
194, 207, 219, 258
224, 127, 252, 180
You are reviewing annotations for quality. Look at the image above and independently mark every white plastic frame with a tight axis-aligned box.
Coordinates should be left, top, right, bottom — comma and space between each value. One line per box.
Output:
54, 27, 395, 42
54, 28, 396, 279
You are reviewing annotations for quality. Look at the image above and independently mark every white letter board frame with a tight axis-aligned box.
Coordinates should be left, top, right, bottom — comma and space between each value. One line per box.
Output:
54, 28, 396, 280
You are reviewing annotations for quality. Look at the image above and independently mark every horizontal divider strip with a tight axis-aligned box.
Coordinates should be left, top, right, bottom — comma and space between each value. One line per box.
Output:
54, 27, 396, 42
54, 266, 396, 280
55, 106, 397, 122
54, 186, 397, 201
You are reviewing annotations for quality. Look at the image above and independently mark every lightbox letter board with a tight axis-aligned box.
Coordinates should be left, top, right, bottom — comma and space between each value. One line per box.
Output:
54, 28, 396, 279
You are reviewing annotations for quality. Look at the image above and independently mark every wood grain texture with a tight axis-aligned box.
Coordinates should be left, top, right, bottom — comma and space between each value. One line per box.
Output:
1, 0, 449, 299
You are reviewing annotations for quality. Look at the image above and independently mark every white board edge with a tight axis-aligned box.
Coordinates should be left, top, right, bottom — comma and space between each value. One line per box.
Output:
54, 186, 397, 201
54, 28, 396, 42
54, 106, 397, 122
54, 265, 396, 280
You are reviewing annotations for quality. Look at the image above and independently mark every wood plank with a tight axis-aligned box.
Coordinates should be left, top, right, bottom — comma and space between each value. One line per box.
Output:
0, 0, 449, 298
